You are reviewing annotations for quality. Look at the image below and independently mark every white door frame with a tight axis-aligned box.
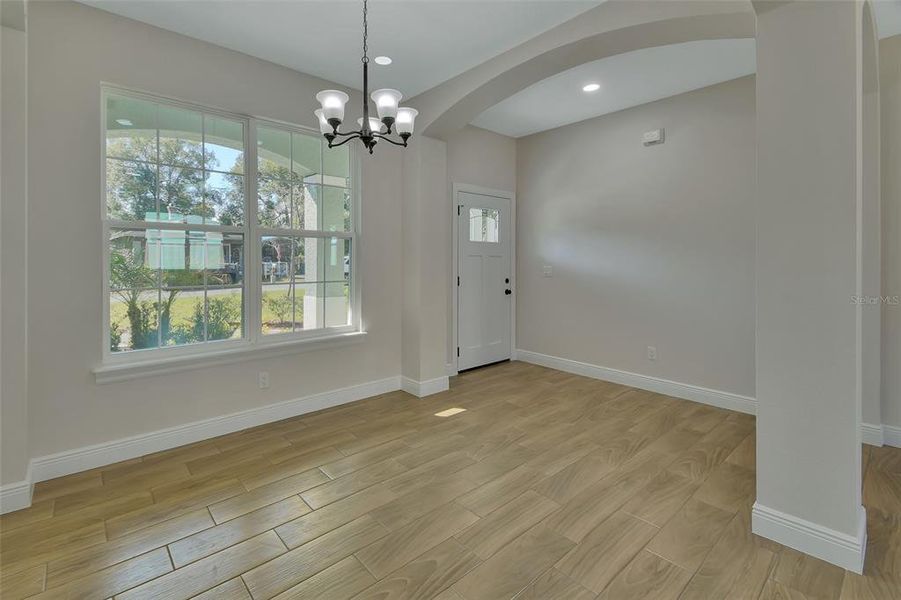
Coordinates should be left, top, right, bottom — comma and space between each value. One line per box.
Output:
451, 182, 516, 375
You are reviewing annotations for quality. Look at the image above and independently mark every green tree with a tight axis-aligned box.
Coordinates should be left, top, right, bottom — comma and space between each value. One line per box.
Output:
109, 246, 158, 350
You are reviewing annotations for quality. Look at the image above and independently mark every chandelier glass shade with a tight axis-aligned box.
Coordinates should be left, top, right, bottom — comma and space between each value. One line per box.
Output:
315, 0, 417, 154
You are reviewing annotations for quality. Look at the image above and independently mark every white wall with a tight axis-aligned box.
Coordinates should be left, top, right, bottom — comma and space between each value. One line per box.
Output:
24, 0, 404, 462
753, 0, 863, 554
401, 136, 448, 383
1, 24, 29, 486
861, 5, 881, 431
515, 76, 756, 397
446, 126, 516, 369
882, 35, 901, 429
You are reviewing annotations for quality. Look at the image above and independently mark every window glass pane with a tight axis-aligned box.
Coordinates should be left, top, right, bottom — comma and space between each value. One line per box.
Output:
323, 145, 350, 187
262, 284, 294, 335
156, 229, 205, 288
322, 186, 351, 232
469, 208, 499, 243
159, 166, 205, 223
106, 94, 157, 161
293, 183, 320, 230
207, 233, 244, 287
110, 229, 159, 291
205, 288, 243, 341
261, 237, 293, 284
159, 105, 203, 168
257, 126, 292, 178
292, 132, 321, 183
258, 177, 291, 228
205, 171, 244, 226
323, 237, 350, 282
160, 289, 201, 348
110, 289, 160, 352
107, 159, 157, 221
204, 115, 244, 174
297, 237, 323, 282
296, 282, 322, 331
325, 282, 350, 328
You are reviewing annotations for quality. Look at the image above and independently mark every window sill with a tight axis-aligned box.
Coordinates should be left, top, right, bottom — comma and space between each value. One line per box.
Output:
93, 330, 368, 384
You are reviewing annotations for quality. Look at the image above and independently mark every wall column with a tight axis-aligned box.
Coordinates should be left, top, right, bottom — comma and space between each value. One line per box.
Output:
400, 136, 449, 395
752, 0, 866, 572
1, 10, 32, 512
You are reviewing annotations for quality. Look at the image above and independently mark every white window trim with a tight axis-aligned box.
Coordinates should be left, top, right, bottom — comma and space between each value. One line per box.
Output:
96, 86, 363, 383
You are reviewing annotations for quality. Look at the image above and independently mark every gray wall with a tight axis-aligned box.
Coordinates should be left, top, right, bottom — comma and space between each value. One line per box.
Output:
1, 24, 29, 486
515, 75, 756, 397
882, 35, 901, 429
23, 0, 404, 465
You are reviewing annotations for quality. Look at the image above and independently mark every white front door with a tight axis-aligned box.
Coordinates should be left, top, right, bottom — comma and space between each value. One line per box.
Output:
457, 191, 512, 371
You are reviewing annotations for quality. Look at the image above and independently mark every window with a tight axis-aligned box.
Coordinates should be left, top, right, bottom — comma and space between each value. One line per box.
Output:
103, 88, 357, 362
257, 125, 352, 336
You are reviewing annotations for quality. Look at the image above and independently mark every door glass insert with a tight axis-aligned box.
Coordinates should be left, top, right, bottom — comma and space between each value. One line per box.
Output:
469, 208, 499, 243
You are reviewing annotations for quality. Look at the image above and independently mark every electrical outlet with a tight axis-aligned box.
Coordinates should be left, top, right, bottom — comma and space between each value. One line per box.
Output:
647, 346, 657, 361
258, 371, 270, 389
543, 265, 553, 277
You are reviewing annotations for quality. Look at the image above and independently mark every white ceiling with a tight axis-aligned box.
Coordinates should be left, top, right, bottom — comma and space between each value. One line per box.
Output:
78, 0, 600, 98
473, 0, 901, 140
472, 39, 757, 138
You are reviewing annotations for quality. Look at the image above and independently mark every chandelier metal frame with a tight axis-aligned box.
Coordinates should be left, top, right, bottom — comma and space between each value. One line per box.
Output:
315, 0, 417, 154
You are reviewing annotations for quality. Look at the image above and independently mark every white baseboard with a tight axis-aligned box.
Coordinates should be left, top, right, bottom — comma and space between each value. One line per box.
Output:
26, 375, 401, 491
752, 502, 866, 573
0, 467, 33, 515
885, 425, 901, 448
515, 349, 756, 415
861, 422, 884, 447
401, 376, 450, 398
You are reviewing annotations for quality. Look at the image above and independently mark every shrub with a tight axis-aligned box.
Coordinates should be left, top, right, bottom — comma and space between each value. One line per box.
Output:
110, 322, 122, 352
172, 295, 242, 343
265, 293, 292, 325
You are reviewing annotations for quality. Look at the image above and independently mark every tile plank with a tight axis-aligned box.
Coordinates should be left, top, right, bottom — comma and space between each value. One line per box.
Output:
243, 515, 388, 599
452, 525, 574, 600
169, 496, 309, 567
116, 531, 285, 600
352, 539, 480, 600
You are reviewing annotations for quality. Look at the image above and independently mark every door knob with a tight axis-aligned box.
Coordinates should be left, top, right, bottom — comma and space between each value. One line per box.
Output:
505, 289, 512, 295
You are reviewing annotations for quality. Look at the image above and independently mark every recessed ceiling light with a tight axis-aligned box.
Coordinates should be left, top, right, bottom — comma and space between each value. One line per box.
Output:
374, 56, 392, 66
582, 83, 601, 93
116, 119, 133, 126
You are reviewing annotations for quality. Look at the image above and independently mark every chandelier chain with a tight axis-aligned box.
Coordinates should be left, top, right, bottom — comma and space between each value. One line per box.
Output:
362, 0, 369, 63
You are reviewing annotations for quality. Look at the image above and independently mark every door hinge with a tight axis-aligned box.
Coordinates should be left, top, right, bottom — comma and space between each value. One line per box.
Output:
457, 205, 462, 216
457, 347, 460, 357
457, 276, 460, 286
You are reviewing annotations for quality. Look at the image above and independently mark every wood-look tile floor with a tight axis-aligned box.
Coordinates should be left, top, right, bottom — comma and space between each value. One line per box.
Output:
1, 361, 899, 599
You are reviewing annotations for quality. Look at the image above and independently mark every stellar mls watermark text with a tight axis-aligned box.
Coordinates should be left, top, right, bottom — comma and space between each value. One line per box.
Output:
851, 295, 900, 305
